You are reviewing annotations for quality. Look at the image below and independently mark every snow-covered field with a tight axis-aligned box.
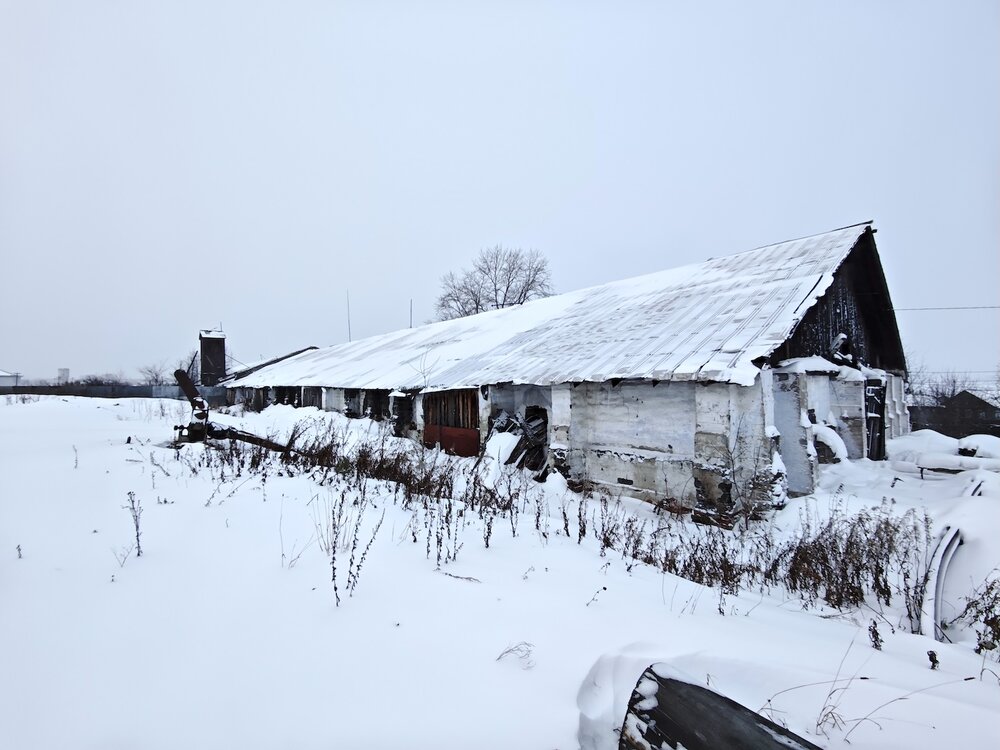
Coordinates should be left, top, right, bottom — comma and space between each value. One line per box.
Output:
2, 396, 998, 749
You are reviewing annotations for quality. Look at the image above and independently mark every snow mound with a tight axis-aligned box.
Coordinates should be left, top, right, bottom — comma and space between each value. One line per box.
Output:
888, 430, 960, 462
577, 643, 669, 750
484, 431, 522, 464
959, 435, 1000, 459
813, 423, 848, 461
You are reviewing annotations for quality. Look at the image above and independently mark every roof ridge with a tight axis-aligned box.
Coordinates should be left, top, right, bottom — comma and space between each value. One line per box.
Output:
557, 222, 874, 300
228, 223, 883, 390
707, 221, 874, 262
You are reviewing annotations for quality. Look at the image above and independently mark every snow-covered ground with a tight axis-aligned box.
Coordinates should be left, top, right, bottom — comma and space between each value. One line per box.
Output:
1, 396, 998, 749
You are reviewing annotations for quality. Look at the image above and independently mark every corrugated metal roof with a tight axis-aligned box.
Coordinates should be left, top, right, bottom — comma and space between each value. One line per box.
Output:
230, 223, 873, 390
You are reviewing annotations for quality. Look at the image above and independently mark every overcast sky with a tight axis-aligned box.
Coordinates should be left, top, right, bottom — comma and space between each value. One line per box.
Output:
1, 0, 997, 386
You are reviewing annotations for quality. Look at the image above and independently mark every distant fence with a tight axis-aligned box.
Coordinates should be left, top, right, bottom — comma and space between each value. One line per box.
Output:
0, 385, 229, 407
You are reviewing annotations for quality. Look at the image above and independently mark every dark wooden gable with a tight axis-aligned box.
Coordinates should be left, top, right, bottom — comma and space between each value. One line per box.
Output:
945, 390, 1000, 417
773, 228, 906, 373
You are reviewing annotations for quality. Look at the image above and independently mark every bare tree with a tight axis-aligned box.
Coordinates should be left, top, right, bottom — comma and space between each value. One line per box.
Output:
137, 360, 169, 386
928, 371, 978, 404
988, 365, 1000, 406
905, 351, 999, 406
911, 370, 977, 406
435, 246, 553, 321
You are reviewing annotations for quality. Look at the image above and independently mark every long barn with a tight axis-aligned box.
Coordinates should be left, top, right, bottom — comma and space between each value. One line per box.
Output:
227, 222, 908, 508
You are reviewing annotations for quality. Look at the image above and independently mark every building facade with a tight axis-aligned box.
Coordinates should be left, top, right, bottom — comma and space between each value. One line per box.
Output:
227, 223, 908, 507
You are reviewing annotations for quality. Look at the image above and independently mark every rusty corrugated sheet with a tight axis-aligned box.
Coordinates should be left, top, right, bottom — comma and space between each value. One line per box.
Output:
422, 425, 480, 457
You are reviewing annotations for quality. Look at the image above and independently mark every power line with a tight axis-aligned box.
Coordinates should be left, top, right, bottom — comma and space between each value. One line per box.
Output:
893, 305, 999, 311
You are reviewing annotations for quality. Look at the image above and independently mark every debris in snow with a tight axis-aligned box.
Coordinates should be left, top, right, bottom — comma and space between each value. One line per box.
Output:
916, 453, 1000, 474
813, 423, 848, 462
890, 431, 1000, 475
958, 435, 1000, 460
484, 430, 522, 465
619, 663, 824, 750
496, 641, 535, 669
765, 425, 780, 439
487, 409, 548, 472
868, 620, 883, 651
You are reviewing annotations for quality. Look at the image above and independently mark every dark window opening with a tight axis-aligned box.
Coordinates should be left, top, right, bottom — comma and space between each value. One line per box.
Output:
363, 390, 391, 421
865, 382, 886, 460
344, 389, 361, 418
423, 389, 480, 456
392, 395, 415, 437
301, 387, 322, 408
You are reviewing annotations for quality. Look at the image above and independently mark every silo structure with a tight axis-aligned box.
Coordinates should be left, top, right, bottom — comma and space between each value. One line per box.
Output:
199, 330, 226, 386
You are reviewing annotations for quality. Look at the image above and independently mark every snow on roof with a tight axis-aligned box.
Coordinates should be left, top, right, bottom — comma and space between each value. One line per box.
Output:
219, 347, 319, 384
775, 356, 842, 374
230, 223, 874, 391
0, 369, 13, 377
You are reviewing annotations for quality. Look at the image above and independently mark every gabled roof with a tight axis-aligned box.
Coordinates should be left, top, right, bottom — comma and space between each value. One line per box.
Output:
945, 390, 1000, 410
230, 223, 878, 390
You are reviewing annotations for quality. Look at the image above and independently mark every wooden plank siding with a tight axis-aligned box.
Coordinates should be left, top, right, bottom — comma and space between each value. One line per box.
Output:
422, 389, 480, 456
775, 232, 906, 373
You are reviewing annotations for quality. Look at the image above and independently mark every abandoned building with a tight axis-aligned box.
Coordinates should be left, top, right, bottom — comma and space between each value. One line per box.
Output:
226, 222, 909, 505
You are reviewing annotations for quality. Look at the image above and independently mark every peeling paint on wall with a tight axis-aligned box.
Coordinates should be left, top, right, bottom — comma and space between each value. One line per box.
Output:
568, 381, 697, 502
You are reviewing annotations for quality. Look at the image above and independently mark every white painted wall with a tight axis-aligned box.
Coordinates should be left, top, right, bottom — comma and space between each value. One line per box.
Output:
323, 387, 345, 413
885, 374, 909, 439
829, 378, 866, 458
690, 379, 771, 503
550, 384, 571, 451
568, 381, 697, 502
772, 373, 812, 495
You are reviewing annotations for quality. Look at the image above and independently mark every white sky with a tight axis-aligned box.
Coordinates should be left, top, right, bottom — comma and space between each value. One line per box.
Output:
1, 0, 997, 385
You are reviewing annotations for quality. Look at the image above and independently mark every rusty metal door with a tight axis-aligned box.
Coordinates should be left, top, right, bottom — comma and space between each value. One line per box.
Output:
422, 390, 480, 457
